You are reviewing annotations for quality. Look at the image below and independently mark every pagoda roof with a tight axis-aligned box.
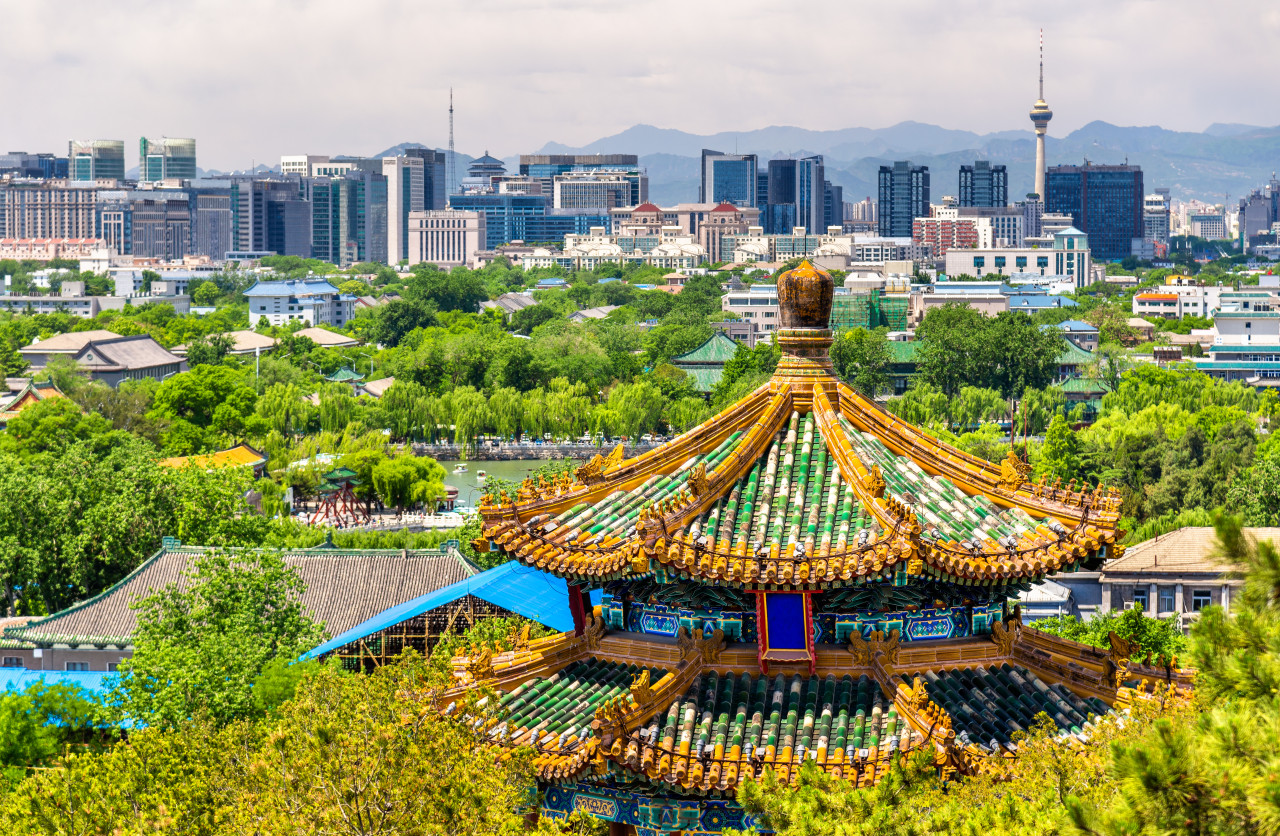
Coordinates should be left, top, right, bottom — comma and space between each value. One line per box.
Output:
480, 262, 1124, 593
671, 332, 740, 365
158, 442, 267, 471
326, 367, 364, 382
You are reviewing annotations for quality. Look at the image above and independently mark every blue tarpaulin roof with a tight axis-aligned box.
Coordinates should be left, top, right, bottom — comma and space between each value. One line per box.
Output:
303, 561, 602, 660
0, 669, 115, 697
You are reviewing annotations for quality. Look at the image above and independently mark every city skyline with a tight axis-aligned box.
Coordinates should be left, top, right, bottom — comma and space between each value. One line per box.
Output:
3, 0, 1278, 171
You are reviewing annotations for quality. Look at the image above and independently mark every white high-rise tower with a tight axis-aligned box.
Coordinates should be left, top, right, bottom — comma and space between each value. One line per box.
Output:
1029, 29, 1053, 200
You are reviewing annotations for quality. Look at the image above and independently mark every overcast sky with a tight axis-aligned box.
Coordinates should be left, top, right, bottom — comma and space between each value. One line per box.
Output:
4, 0, 1277, 170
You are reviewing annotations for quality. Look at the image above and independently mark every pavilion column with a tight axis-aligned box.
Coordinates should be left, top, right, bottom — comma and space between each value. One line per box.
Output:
568, 583, 588, 636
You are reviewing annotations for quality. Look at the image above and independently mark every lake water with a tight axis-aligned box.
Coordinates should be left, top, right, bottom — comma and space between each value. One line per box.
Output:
438, 460, 545, 510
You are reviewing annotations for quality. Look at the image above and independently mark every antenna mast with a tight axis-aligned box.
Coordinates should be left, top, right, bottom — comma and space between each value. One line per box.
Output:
448, 88, 456, 199
1039, 28, 1044, 100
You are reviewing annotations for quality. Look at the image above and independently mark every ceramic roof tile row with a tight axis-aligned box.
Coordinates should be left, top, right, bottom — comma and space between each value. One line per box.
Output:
912, 664, 1109, 753
614, 670, 918, 792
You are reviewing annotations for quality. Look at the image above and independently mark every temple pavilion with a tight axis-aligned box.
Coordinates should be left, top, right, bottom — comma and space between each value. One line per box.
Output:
453, 261, 1164, 836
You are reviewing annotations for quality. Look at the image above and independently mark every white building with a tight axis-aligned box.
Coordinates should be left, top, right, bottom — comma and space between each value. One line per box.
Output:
1212, 291, 1280, 345
407, 210, 486, 268
383, 156, 424, 265
521, 226, 706, 271
1131, 276, 1225, 320
243, 278, 356, 328
281, 155, 329, 176
721, 284, 780, 332
944, 227, 1093, 288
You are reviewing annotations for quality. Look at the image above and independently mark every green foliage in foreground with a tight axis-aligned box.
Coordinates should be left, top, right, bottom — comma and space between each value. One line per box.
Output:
1033, 607, 1188, 663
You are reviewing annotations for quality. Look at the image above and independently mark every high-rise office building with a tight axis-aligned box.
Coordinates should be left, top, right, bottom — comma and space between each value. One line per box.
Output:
958, 161, 1007, 208
519, 155, 641, 196
877, 161, 930, 238
226, 177, 312, 256
1045, 163, 1143, 261
383, 156, 425, 264
552, 172, 647, 211
824, 181, 843, 231
68, 140, 125, 181
280, 155, 330, 176
139, 137, 197, 181
765, 156, 825, 234
699, 150, 759, 206
403, 148, 447, 210
307, 171, 389, 266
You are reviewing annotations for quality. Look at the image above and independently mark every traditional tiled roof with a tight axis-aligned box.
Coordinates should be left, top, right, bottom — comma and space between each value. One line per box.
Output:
71, 335, 184, 372
326, 367, 364, 382
360, 377, 396, 398
158, 443, 267, 471
172, 330, 276, 356
482, 381, 1122, 590
1057, 377, 1110, 395
19, 330, 119, 355
1103, 526, 1280, 576
671, 333, 741, 392
295, 327, 358, 348
910, 664, 1108, 751
1057, 340, 1094, 366
5, 543, 478, 648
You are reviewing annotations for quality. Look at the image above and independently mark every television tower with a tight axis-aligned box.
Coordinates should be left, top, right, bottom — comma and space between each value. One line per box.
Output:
447, 88, 456, 199
1029, 29, 1053, 201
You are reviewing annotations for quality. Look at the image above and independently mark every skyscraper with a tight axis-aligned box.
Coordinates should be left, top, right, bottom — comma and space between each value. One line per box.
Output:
404, 148, 447, 210
958, 161, 1007, 208
765, 156, 824, 233
307, 170, 388, 266
383, 156, 425, 264
877, 161, 930, 238
1029, 30, 1053, 200
1046, 163, 1143, 261
139, 137, 197, 181
68, 140, 125, 181
700, 150, 759, 206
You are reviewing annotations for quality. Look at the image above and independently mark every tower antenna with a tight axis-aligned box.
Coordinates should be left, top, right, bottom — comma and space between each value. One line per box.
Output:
1039, 28, 1044, 101
448, 88, 456, 199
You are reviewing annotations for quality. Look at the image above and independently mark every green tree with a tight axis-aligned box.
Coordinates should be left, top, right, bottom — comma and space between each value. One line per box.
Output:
1039, 414, 1081, 481
915, 303, 986, 396
371, 455, 447, 514
0, 397, 110, 457
831, 328, 891, 397
109, 548, 326, 729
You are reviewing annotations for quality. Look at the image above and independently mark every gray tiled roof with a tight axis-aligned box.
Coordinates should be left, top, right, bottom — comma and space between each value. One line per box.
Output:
6, 544, 479, 647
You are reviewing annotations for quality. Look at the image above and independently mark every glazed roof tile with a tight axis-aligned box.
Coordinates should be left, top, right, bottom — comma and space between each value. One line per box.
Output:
912, 664, 1109, 752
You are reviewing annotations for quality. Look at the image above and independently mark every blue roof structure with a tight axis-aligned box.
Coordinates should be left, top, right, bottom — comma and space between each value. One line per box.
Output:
0, 669, 115, 698
536, 278, 567, 288
1055, 319, 1098, 333
303, 562, 603, 660
244, 278, 340, 297
1008, 294, 1078, 311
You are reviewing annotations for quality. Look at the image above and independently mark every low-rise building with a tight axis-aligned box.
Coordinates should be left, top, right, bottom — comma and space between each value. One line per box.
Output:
720, 284, 780, 332
19, 332, 185, 385
1096, 527, 1275, 631
243, 278, 356, 328
943, 227, 1093, 288
1054, 319, 1100, 351
0, 238, 108, 261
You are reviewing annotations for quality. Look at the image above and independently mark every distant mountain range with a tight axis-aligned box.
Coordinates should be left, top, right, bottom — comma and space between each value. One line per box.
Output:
532, 121, 1280, 206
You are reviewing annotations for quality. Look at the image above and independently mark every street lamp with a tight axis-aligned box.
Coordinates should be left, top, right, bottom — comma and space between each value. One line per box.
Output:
356, 351, 375, 378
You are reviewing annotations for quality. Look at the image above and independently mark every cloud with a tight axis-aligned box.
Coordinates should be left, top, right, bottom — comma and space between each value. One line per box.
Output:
1, 0, 1275, 169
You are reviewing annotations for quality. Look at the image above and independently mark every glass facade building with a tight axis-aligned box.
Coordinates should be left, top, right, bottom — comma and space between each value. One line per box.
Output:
68, 140, 126, 181
765, 156, 825, 233
1045, 164, 1143, 261
700, 150, 758, 206
139, 137, 197, 181
958, 161, 1007, 208
878, 161, 930, 238
448, 193, 611, 249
